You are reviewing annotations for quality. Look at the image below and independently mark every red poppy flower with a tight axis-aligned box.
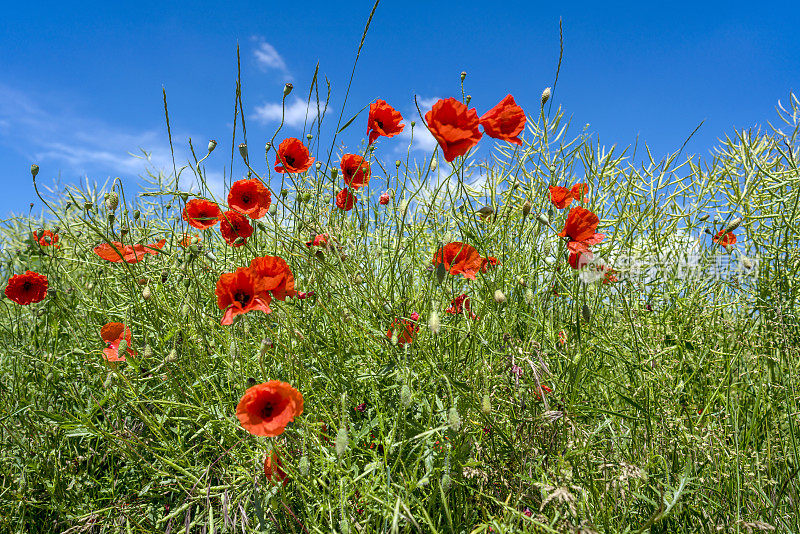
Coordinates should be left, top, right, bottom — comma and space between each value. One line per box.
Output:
379, 192, 391, 205
557, 207, 605, 254
549, 186, 574, 210
248, 255, 296, 301
236, 380, 304, 437
340, 154, 371, 189
306, 233, 329, 247
713, 230, 737, 247
336, 188, 356, 211
215, 267, 272, 325
432, 242, 484, 280
220, 210, 253, 247
93, 239, 166, 263
446, 294, 479, 320
570, 183, 588, 203
568, 251, 592, 270
228, 178, 272, 219
274, 138, 314, 174
5, 271, 48, 305
479, 94, 526, 145
264, 452, 288, 485
424, 97, 483, 162
33, 229, 60, 248
386, 318, 419, 345
480, 256, 499, 272
100, 322, 136, 362
367, 99, 405, 145
182, 199, 222, 230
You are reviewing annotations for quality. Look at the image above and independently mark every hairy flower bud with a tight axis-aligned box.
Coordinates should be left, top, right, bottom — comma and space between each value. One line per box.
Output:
143, 344, 153, 359
522, 200, 532, 217
448, 405, 462, 431
481, 394, 492, 414
298, 455, 309, 477
207, 139, 217, 153
460, 71, 467, 82
698, 214, 709, 222
536, 214, 550, 226
541, 87, 552, 106
238, 143, 248, 161
724, 217, 743, 233
117, 339, 128, 356
335, 426, 348, 457
428, 310, 441, 335
494, 289, 507, 303
166, 348, 177, 362
142, 286, 152, 301
400, 384, 412, 407
283, 83, 293, 97
31, 164, 39, 178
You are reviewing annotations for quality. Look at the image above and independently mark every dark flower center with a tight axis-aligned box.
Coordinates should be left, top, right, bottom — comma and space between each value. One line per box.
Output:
234, 291, 251, 306
22, 281, 32, 292
241, 193, 251, 204
376, 119, 384, 130
283, 154, 296, 167
260, 401, 275, 419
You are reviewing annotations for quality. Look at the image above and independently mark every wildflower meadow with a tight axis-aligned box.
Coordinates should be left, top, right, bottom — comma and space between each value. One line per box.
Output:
2, 16, 800, 534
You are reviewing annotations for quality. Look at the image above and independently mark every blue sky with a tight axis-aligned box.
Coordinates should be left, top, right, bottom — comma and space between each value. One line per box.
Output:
1, 0, 798, 218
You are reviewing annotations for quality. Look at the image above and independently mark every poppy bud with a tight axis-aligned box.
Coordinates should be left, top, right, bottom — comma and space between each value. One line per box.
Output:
31, 164, 39, 178
207, 139, 217, 153
582, 304, 591, 323
298, 455, 309, 477
428, 310, 441, 335
335, 426, 348, 457
165, 204, 172, 210
465, 95, 472, 105
166, 348, 177, 362
448, 406, 462, 431
395, 160, 402, 168
107, 213, 115, 225
390, 329, 399, 346
436, 262, 447, 284
431, 159, 438, 172
84, 201, 93, 210
400, 384, 412, 407
536, 214, 550, 226
742, 256, 754, 269
724, 217, 743, 233
238, 143, 248, 161
65, 202, 72, 210
268, 204, 277, 216
105, 192, 119, 212
477, 206, 493, 217
132, 209, 140, 220
410, 121, 416, 127
441, 473, 452, 493
143, 344, 153, 359
541, 87, 551, 106
142, 286, 152, 300
120, 226, 129, 237
306, 133, 313, 140
117, 339, 128, 356
460, 71, 467, 82
481, 394, 491, 414
522, 200, 532, 217
494, 289, 507, 303
331, 168, 338, 179
233, 236, 245, 246
302, 192, 311, 202
283, 83, 293, 96
698, 214, 709, 222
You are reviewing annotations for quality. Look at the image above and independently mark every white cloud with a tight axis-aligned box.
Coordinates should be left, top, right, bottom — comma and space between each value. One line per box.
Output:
396, 96, 442, 153
417, 96, 442, 110
252, 37, 291, 79
252, 96, 329, 128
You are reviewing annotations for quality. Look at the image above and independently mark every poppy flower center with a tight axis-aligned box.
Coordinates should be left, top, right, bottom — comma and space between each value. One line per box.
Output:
241, 193, 251, 204
376, 119, 384, 129
22, 281, 31, 291
233, 291, 251, 306
260, 401, 275, 419
283, 154, 296, 167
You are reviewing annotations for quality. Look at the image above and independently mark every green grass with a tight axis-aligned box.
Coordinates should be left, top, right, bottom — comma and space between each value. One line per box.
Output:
1, 55, 799, 533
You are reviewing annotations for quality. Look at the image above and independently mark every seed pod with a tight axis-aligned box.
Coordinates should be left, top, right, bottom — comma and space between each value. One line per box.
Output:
541, 87, 552, 106
268, 204, 277, 216
331, 168, 338, 179
494, 289, 507, 303
283, 83, 293, 96
31, 164, 39, 178
238, 143, 248, 161
306, 133, 313, 140
133, 209, 140, 220
436, 262, 447, 284
207, 139, 217, 153
84, 201, 93, 210
395, 160, 402, 168
536, 214, 550, 226
181, 303, 190, 316
105, 192, 119, 212
582, 304, 591, 323
298, 455, 309, 477
460, 71, 467, 82
142, 286, 152, 301
465, 95, 472, 105
143, 345, 153, 359
724, 217, 743, 233
698, 214, 709, 222
477, 206, 494, 217
410, 121, 416, 127
315, 161, 322, 170
522, 200, 532, 217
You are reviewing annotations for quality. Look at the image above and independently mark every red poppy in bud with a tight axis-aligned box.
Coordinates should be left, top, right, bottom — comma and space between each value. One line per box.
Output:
480, 256, 499, 272
228, 178, 272, 219
33, 229, 60, 248
549, 183, 588, 210
215, 267, 271, 325
386, 318, 419, 345
479, 94, 526, 145
432, 242, 484, 280
557, 207, 605, 254
367, 99, 405, 145
93, 239, 166, 263
263, 452, 288, 485
713, 230, 737, 247
336, 187, 356, 211
340, 154, 371, 189
306, 233, 329, 247
182, 199, 222, 230
236, 380, 304, 437
100, 322, 136, 362
424, 97, 482, 162
220, 210, 253, 247
274, 138, 314, 174
248, 255, 296, 301
379, 192, 391, 205
446, 293, 479, 320
4, 271, 48, 305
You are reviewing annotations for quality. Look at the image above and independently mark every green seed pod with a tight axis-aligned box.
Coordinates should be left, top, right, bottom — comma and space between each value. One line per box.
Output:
410, 121, 416, 127
460, 71, 467, 82
541, 87, 552, 106
335, 426, 349, 457
724, 217, 743, 233
306, 133, 313, 140
448, 405, 462, 431
238, 143, 248, 160
283, 83, 293, 96
84, 201, 93, 210
698, 214, 709, 222
302, 192, 311, 202
395, 159, 402, 168
31, 164, 40, 178
481, 394, 491, 415
117, 339, 128, 356
107, 213, 115, 225
465, 95, 472, 105
207, 139, 217, 153
331, 168, 338, 179
133, 209, 140, 220
582, 304, 591, 323
142, 286, 152, 301
522, 200, 532, 217
315, 161, 322, 170
105, 192, 119, 212
400, 384, 412, 407
298, 455, 309, 477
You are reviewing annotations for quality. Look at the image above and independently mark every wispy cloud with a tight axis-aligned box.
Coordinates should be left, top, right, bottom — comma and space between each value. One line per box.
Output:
397, 95, 442, 153
252, 96, 329, 128
252, 37, 291, 80
0, 83, 224, 197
